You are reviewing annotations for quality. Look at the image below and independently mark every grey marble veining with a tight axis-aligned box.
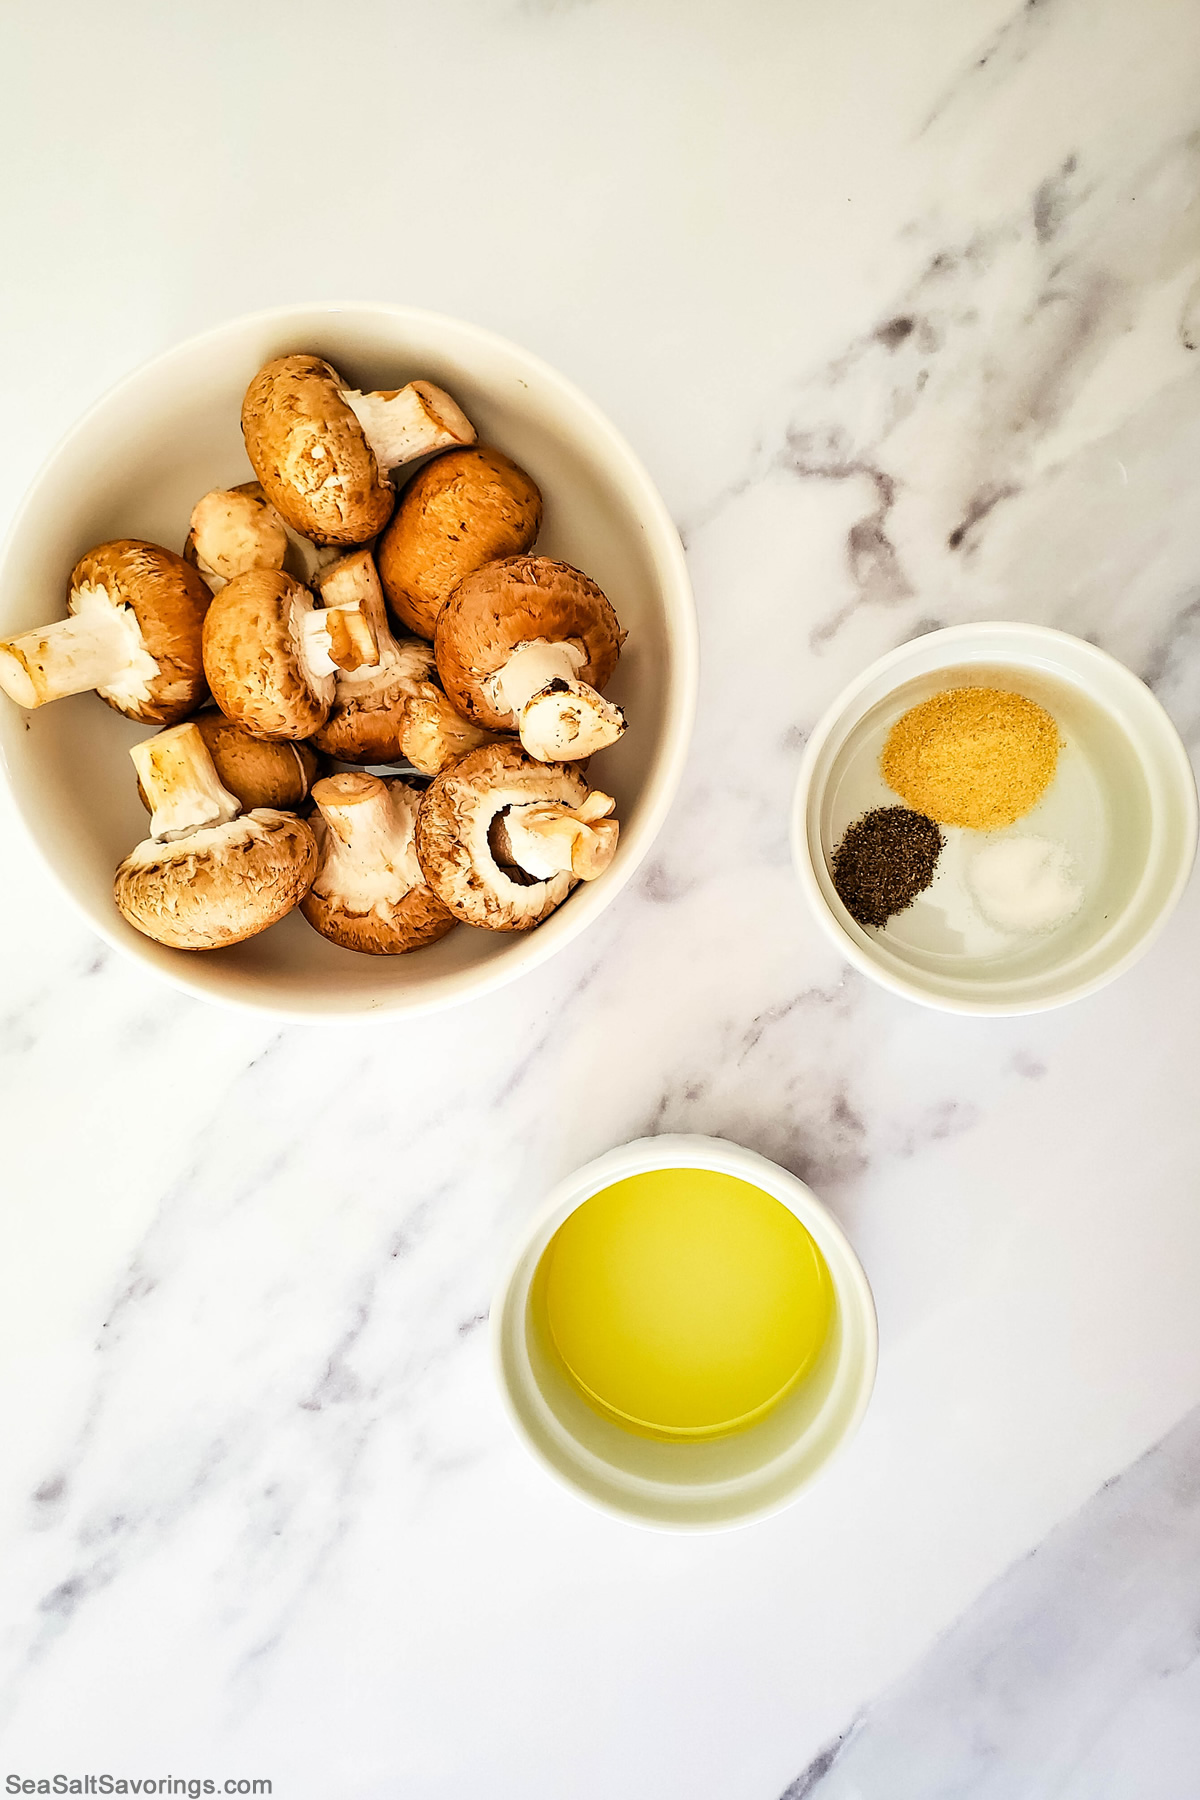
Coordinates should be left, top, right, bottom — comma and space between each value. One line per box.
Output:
1, 1, 1199, 1794
785, 1399, 1200, 1799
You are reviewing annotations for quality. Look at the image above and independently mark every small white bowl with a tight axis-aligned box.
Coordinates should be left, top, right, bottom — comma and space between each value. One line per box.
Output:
491, 1135, 878, 1531
0, 304, 697, 1021
792, 623, 1197, 1015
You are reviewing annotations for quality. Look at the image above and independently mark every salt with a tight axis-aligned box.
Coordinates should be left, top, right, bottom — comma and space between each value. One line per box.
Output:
966, 835, 1083, 934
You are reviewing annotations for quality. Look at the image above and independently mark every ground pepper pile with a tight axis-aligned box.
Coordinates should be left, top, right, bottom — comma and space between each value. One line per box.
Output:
881, 687, 1059, 830
831, 806, 944, 928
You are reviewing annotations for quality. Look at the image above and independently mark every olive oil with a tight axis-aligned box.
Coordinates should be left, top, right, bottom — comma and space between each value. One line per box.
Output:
538, 1167, 833, 1441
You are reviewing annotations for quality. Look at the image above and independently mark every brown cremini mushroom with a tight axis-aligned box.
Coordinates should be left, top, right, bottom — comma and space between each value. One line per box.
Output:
376, 445, 542, 639
241, 355, 475, 548
115, 721, 317, 949
137, 712, 318, 814
242, 354, 396, 546
301, 772, 456, 955
184, 478, 342, 591
202, 568, 378, 741
434, 556, 625, 762
0, 540, 211, 723
415, 741, 619, 931
312, 549, 498, 773
184, 483, 289, 591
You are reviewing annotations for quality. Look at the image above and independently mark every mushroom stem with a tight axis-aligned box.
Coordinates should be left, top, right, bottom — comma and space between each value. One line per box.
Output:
0, 586, 158, 710
130, 721, 241, 842
297, 600, 379, 680
518, 680, 626, 761
314, 551, 411, 686
493, 792, 619, 881
338, 381, 476, 472
492, 639, 586, 714
310, 773, 422, 903
315, 549, 394, 645
489, 637, 626, 762
400, 692, 498, 776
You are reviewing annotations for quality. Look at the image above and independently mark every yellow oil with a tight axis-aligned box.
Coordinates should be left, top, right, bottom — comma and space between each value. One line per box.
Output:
537, 1167, 834, 1441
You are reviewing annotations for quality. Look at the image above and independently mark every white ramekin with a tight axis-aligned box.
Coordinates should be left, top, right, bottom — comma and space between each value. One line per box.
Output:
491, 1134, 878, 1531
791, 623, 1197, 1015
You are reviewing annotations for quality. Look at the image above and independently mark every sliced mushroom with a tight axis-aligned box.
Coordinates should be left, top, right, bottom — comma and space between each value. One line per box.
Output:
242, 354, 397, 546
337, 380, 475, 473
301, 772, 456, 955
435, 556, 626, 762
202, 568, 378, 741
184, 483, 289, 591
0, 540, 211, 723
312, 548, 498, 773
415, 741, 619, 931
376, 445, 542, 639
115, 721, 317, 949
136, 712, 318, 815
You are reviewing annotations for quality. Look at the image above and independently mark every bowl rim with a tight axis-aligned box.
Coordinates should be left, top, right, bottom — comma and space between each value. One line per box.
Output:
490, 1132, 879, 1531
790, 620, 1199, 1016
0, 301, 700, 1023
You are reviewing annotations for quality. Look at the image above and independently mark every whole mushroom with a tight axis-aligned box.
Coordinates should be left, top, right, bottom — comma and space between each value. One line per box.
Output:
114, 721, 317, 949
137, 712, 318, 815
415, 741, 619, 931
434, 556, 626, 762
376, 445, 542, 639
202, 568, 378, 741
185, 480, 341, 591
241, 355, 474, 547
0, 540, 212, 723
184, 483, 289, 591
312, 549, 497, 773
301, 772, 456, 955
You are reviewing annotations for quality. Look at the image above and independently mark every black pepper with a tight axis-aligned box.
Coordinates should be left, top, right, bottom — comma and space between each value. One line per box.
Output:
831, 807, 944, 928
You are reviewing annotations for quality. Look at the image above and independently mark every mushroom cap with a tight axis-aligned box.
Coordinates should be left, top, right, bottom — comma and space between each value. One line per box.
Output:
376, 446, 542, 639
202, 569, 332, 740
312, 638, 435, 764
183, 481, 289, 587
188, 711, 317, 809
302, 881, 454, 954
72, 539, 212, 724
414, 741, 589, 931
300, 773, 456, 954
114, 810, 317, 950
434, 556, 622, 731
241, 354, 395, 547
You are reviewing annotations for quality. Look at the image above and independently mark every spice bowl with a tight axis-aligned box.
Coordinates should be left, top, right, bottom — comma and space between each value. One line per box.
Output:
792, 623, 1197, 1014
492, 1134, 878, 1531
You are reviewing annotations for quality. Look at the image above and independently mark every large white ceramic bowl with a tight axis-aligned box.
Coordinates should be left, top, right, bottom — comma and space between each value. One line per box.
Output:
792, 623, 1197, 1014
492, 1135, 878, 1531
0, 304, 697, 1019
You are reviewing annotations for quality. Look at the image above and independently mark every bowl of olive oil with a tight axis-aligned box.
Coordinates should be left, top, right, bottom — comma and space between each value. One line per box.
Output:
492, 1135, 877, 1529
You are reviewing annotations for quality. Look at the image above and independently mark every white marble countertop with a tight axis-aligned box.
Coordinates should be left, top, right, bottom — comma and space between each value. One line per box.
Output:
3, 1, 1200, 1794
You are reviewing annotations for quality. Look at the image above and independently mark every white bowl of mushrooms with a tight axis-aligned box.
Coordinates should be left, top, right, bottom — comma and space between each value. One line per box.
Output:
0, 305, 697, 1018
